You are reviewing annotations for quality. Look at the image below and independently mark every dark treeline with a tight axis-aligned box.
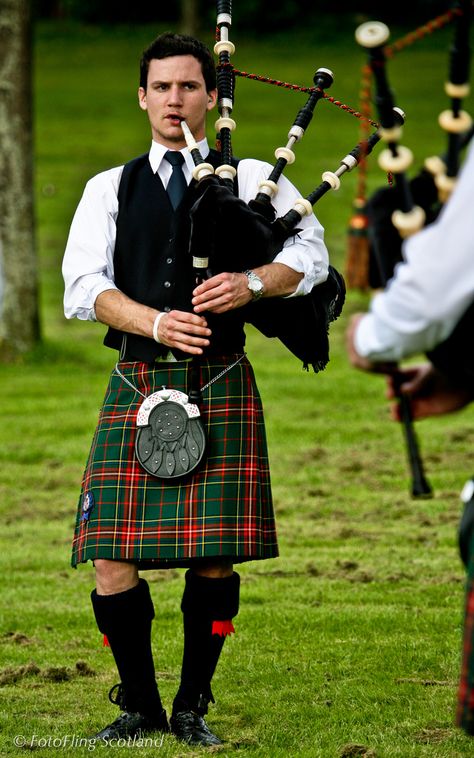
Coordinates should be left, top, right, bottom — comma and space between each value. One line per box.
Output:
33, 0, 453, 31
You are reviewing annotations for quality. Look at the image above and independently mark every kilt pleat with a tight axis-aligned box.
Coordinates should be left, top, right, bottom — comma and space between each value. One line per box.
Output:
457, 573, 474, 734
71, 355, 278, 568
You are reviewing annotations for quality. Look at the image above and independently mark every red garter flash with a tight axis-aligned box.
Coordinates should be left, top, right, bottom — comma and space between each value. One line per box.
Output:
212, 620, 235, 637
103, 634, 110, 647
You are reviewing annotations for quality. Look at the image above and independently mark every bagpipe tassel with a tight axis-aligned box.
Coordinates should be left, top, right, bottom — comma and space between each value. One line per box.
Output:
344, 198, 370, 290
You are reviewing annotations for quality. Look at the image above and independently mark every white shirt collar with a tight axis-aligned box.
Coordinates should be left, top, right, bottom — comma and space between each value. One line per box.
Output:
148, 138, 210, 176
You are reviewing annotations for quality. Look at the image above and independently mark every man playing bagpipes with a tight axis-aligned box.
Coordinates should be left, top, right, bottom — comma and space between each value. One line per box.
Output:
346, 138, 474, 736
62, 31, 330, 746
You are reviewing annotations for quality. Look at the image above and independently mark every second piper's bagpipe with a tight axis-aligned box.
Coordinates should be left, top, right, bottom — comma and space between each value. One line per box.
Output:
181, 0, 390, 372
352, 0, 473, 497
356, 0, 473, 289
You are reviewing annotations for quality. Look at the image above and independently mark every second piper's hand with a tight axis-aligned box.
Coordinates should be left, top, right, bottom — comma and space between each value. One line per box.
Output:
387, 363, 474, 421
192, 272, 252, 314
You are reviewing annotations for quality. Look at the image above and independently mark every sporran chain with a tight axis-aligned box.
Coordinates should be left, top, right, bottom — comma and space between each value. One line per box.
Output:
114, 353, 246, 400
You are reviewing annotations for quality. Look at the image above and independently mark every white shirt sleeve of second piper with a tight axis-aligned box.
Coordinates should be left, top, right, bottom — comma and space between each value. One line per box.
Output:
354, 140, 474, 362
237, 159, 329, 296
62, 166, 123, 321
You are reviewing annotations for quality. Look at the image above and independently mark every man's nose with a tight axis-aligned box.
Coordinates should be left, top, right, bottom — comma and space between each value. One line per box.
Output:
167, 85, 183, 105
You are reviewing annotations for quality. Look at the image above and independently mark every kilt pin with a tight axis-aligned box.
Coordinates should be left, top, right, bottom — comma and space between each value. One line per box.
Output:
72, 355, 278, 568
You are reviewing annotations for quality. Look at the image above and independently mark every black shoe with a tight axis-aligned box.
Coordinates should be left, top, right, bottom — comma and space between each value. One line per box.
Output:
170, 710, 222, 746
93, 708, 169, 741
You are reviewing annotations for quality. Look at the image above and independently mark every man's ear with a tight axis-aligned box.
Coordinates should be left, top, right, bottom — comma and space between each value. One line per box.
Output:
206, 89, 217, 111
138, 87, 147, 111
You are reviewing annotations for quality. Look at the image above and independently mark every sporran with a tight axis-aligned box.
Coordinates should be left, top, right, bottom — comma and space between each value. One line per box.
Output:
114, 353, 245, 481
135, 388, 206, 478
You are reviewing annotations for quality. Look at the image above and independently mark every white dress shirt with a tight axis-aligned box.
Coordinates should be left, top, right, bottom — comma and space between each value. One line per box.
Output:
63, 139, 329, 321
355, 139, 474, 362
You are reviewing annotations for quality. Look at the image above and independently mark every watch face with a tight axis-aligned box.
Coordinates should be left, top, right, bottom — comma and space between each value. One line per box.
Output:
247, 272, 264, 297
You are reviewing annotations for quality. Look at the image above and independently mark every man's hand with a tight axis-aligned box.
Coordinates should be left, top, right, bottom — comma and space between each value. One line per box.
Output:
387, 363, 473, 420
192, 272, 251, 314
191, 262, 304, 314
156, 310, 211, 354
94, 291, 212, 356
346, 313, 397, 374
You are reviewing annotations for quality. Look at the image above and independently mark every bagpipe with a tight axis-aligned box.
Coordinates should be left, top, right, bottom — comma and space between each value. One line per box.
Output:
181, 0, 393, 372
352, 1, 472, 497
351, 0, 473, 290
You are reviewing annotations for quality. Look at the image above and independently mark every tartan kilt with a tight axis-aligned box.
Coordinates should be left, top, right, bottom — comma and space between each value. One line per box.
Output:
457, 573, 474, 734
71, 354, 278, 569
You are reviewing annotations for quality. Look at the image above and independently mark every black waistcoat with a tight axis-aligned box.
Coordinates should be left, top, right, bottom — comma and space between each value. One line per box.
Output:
103, 149, 244, 362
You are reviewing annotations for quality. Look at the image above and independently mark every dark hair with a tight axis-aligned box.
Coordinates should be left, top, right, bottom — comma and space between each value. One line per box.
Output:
139, 32, 216, 92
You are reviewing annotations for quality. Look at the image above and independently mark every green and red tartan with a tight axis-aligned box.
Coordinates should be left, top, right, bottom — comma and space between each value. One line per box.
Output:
457, 572, 474, 734
71, 355, 278, 569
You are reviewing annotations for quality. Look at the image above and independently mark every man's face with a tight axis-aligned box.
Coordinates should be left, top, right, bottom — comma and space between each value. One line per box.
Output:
138, 55, 217, 148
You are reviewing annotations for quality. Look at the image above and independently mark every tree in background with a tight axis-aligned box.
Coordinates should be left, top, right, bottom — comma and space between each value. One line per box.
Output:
0, 0, 40, 360
32, 0, 450, 29
181, 0, 198, 35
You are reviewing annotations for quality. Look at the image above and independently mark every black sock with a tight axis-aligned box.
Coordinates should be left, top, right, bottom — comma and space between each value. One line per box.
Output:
91, 578, 163, 717
173, 570, 240, 715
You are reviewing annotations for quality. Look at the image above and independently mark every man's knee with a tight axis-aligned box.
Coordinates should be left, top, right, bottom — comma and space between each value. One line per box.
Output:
192, 558, 234, 578
94, 559, 139, 595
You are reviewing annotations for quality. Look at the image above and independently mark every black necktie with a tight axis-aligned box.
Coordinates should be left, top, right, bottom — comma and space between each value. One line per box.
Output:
164, 151, 187, 210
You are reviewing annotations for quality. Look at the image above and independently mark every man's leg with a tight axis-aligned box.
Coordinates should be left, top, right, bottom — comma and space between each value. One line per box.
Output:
90, 559, 168, 739
171, 559, 240, 746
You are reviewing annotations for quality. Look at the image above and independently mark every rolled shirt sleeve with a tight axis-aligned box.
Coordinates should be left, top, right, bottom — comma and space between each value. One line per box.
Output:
62, 166, 123, 321
237, 159, 329, 296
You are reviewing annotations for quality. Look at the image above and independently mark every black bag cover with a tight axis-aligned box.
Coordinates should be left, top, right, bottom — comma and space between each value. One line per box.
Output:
187, 175, 346, 372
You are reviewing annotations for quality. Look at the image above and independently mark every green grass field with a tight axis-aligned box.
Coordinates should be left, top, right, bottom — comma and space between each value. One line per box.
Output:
1, 16, 474, 757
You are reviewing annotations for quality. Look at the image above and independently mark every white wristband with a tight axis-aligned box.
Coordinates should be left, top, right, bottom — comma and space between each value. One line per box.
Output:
152, 312, 166, 343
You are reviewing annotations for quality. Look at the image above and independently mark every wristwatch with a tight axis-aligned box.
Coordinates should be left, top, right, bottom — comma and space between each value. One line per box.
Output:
244, 270, 264, 301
